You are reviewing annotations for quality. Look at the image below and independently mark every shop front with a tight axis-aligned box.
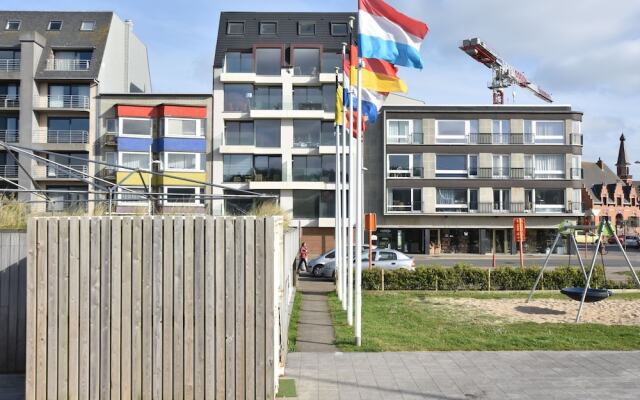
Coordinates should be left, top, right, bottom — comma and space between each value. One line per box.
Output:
376, 228, 426, 254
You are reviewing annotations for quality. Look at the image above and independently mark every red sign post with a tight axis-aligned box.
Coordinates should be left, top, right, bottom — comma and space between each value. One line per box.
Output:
513, 218, 526, 269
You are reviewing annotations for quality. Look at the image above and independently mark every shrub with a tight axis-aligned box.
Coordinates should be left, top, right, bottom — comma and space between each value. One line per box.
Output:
0, 196, 28, 229
361, 264, 635, 291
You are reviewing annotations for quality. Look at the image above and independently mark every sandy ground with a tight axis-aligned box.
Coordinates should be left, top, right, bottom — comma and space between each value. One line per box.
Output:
432, 297, 640, 325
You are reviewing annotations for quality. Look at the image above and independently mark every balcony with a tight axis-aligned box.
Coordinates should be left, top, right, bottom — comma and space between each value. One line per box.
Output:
571, 168, 583, 180
388, 167, 424, 179
387, 203, 421, 213
98, 167, 117, 180
0, 130, 19, 143
567, 201, 583, 214
0, 59, 20, 72
45, 164, 88, 179
46, 59, 91, 71
33, 130, 89, 144
224, 169, 282, 183
510, 168, 536, 180
387, 132, 424, 145
34, 95, 89, 110
570, 133, 583, 146
0, 165, 18, 178
468, 133, 535, 145
0, 95, 19, 108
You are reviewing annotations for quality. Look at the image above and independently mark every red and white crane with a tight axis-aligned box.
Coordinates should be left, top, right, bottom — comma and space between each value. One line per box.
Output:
460, 37, 553, 105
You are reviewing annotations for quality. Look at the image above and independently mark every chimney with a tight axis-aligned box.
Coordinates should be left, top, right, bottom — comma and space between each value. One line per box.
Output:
596, 158, 603, 169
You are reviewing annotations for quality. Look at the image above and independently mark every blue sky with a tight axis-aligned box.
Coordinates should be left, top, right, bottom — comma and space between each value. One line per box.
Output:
9, 0, 640, 176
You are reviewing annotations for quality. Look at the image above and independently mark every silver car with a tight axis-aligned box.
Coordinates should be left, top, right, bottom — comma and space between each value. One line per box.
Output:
317, 249, 415, 278
309, 246, 369, 277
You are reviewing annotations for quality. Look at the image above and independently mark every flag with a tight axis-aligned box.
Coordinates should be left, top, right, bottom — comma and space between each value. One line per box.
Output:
350, 46, 407, 93
346, 111, 367, 137
358, 0, 429, 69
335, 83, 344, 126
344, 88, 387, 123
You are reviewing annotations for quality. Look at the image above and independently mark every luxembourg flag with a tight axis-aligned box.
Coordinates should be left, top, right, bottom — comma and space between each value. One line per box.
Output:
358, 0, 429, 69
344, 88, 387, 123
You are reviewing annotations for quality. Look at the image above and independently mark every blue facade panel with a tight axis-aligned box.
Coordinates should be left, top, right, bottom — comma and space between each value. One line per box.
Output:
153, 137, 206, 153
117, 137, 153, 151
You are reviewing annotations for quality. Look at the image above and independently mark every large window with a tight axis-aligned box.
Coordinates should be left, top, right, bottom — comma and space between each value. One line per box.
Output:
225, 189, 278, 215
322, 84, 336, 112
293, 86, 323, 110
320, 121, 335, 145
492, 120, 510, 144
294, 120, 321, 147
435, 188, 468, 213
47, 117, 89, 143
224, 84, 252, 112
120, 152, 150, 170
253, 155, 282, 181
525, 154, 564, 179
436, 155, 469, 178
225, 120, 280, 147
253, 86, 282, 110
46, 153, 88, 178
163, 118, 201, 136
255, 120, 281, 147
292, 155, 335, 182
388, 188, 422, 212
50, 50, 92, 70
47, 186, 88, 212
165, 153, 203, 171
48, 84, 89, 108
297, 22, 315, 36
255, 48, 281, 75
293, 190, 335, 219
120, 118, 152, 136
492, 154, 510, 178
388, 154, 422, 178
226, 22, 244, 35
259, 22, 277, 35
225, 52, 252, 73
164, 187, 203, 205
493, 189, 510, 212
321, 52, 341, 74
524, 120, 565, 144
534, 189, 565, 213
387, 119, 423, 144
435, 120, 478, 144
293, 48, 320, 75
223, 155, 281, 182
331, 22, 348, 36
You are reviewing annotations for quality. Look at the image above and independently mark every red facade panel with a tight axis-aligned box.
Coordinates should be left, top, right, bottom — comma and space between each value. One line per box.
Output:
114, 105, 156, 118
157, 105, 207, 119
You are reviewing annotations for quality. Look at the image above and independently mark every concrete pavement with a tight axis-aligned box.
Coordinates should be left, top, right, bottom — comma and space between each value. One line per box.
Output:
294, 276, 338, 353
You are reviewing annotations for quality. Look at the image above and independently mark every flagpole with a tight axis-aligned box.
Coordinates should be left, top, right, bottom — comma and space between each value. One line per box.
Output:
340, 42, 349, 313
346, 16, 356, 327
334, 68, 343, 304
355, 57, 363, 347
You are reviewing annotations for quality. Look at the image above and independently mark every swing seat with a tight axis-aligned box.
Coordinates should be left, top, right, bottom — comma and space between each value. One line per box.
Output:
560, 287, 613, 303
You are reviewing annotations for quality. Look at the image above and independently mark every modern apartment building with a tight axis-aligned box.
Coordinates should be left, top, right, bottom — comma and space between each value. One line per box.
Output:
364, 105, 584, 255
96, 93, 213, 213
0, 11, 150, 211
212, 12, 355, 252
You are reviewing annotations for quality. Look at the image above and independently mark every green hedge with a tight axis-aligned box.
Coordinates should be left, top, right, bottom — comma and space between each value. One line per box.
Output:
361, 264, 636, 291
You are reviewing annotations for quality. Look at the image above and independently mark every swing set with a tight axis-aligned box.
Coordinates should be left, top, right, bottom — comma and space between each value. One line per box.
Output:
527, 217, 640, 322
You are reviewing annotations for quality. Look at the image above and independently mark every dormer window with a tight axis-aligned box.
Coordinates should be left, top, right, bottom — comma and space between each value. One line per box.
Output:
298, 21, 315, 36
5, 20, 20, 31
80, 21, 96, 31
260, 22, 277, 35
226, 21, 244, 35
331, 22, 348, 36
48, 20, 63, 31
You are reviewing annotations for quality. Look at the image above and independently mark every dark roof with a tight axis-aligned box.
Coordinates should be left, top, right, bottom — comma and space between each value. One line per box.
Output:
616, 133, 629, 167
0, 11, 114, 80
214, 12, 357, 68
582, 161, 620, 203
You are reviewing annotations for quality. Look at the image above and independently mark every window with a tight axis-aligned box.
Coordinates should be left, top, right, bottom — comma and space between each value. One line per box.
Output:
80, 21, 96, 31
571, 155, 582, 179
321, 52, 341, 74
293, 190, 335, 218
493, 189, 510, 212
525, 120, 565, 144
48, 84, 89, 108
164, 118, 200, 136
225, 189, 278, 215
223, 155, 252, 182
5, 20, 20, 31
293, 120, 321, 147
104, 152, 116, 165
225, 52, 252, 73
46, 186, 88, 212
388, 154, 422, 178
46, 153, 88, 178
292, 155, 335, 182
226, 22, 244, 35
254, 155, 282, 181
0, 49, 20, 60
116, 187, 147, 204
388, 188, 422, 212
120, 152, 150, 170
298, 21, 315, 36
435, 189, 468, 213
253, 86, 282, 110
259, 22, 277, 35
165, 187, 202, 205
435, 120, 478, 144
320, 121, 336, 146
165, 153, 200, 171
47, 117, 89, 143
436, 155, 469, 178
572, 190, 582, 213
224, 120, 280, 147
48, 20, 63, 30
492, 120, 510, 144
292, 48, 320, 75
224, 84, 253, 112
322, 84, 336, 112
255, 48, 281, 75
530, 154, 564, 179
120, 118, 152, 136
492, 155, 510, 178
106, 118, 118, 133
331, 22, 348, 36
255, 120, 281, 147
387, 119, 423, 144
534, 189, 564, 213
50, 50, 92, 70
377, 251, 397, 261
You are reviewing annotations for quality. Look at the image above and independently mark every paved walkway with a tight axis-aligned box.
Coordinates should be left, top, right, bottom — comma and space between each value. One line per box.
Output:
294, 276, 338, 353
286, 351, 640, 399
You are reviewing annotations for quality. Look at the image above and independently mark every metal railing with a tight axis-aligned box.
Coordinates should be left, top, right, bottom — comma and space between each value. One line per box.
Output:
0, 130, 19, 143
571, 168, 583, 179
0, 165, 18, 178
492, 133, 510, 144
567, 201, 583, 213
46, 164, 88, 178
0, 95, 19, 108
387, 203, 421, 212
387, 167, 424, 178
33, 130, 89, 144
46, 59, 91, 71
0, 59, 20, 72
492, 167, 510, 179
223, 170, 282, 183
34, 95, 90, 109
478, 168, 492, 179
225, 99, 334, 113
387, 132, 424, 145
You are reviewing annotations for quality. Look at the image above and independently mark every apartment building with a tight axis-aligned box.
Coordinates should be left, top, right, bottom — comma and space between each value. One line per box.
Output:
364, 105, 584, 255
96, 93, 213, 213
0, 11, 150, 211
212, 12, 355, 251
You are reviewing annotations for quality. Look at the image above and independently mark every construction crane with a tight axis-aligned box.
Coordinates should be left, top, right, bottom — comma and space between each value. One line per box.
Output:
460, 37, 553, 105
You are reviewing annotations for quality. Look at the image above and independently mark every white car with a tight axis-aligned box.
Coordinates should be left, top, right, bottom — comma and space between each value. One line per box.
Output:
308, 246, 370, 277
317, 249, 415, 278
624, 235, 640, 248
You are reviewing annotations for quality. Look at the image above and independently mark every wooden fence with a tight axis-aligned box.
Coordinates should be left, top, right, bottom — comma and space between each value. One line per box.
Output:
26, 216, 296, 400
0, 230, 27, 373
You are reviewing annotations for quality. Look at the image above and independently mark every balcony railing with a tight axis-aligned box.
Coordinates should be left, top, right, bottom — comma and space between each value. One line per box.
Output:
387, 167, 424, 178
492, 133, 510, 144
34, 95, 90, 109
567, 201, 583, 213
226, 99, 334, 113
570, 133, 583, 146
0, 95, 19, 108
492, 167, 510, 179
0, 165, 19, 178
0, 130, 19, 143
46, 59, 91, 71
387, 203, 421, 213
33, 130, 89, 144
468, 133, 536, 144
224, 170, 282, 183
0, 59, 20, 72
387, 132, 424, 145
571, 168, 583, 179
46, 164, 88, 178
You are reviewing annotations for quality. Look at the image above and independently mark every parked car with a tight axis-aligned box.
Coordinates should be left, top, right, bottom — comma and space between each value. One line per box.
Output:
608, 234, 625, 244
308, 245, 370, 277
316, 249, 415, 279
624, 235, 640, 248
574, 230, 597, 244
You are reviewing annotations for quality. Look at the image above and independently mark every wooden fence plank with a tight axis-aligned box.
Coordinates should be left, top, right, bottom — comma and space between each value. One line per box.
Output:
89, 218, 101, 400
142, 216, 154, 399
0, 233, 11, 372
36, 219, 48, 400
68, 218, 80, 400
121, 217, 133, 400
57, 218, 70, 399
254, 218, 266, 400
10, 232, 23, 371
79, 218, 90, 400
16, 231, 27, 372
204, 217, 215, 400
195, 217, 207, 400
235, 218, 246, 400
173, 217, 184, 400
132, 217, 145, 400
163, 217, 174, 399
265, 218, 276, 400
110, 217, 122, 400
100, 218, 112, 399
244, 218, 256, 400
183, 217, 195, 400
225, 218, 236, 400
46, 218, 59, 400
215, 218, 226, 400
26, 220, 38, 400
152, 217, 163, 400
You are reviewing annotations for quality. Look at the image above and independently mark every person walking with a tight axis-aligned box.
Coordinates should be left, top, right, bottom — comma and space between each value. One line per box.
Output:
298, 242, 309, 273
